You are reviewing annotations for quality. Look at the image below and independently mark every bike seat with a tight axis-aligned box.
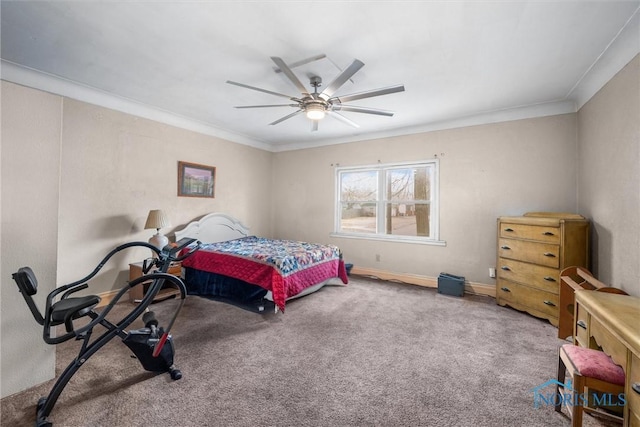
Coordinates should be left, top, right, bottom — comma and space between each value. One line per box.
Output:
51, 296, 101, 328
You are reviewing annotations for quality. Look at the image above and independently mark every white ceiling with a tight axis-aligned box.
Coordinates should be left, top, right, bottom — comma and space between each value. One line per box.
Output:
2, 1, 639, 152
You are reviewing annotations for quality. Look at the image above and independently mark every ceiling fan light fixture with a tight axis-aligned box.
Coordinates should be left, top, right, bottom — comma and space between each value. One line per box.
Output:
305, 102, 326, 120
228, 56, 405, 130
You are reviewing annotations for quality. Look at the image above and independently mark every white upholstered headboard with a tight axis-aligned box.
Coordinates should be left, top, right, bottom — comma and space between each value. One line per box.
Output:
173, 213, 250, 243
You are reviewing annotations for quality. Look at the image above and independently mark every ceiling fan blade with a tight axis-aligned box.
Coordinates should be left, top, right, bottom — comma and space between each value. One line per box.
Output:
326, 57, 355, 85
311, 120, 319, 132
270, 57, 311, 96
331, 84, 405, 104
227, 80, 300, 101
269, 110, 303, 125
274, 54, 327, 73
331, 105, 395, 117
235, 104, 298, 109
320, 59, 365, 100
327, 111, 360, 128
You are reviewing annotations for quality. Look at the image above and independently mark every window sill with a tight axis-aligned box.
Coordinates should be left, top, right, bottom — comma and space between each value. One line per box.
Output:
330, 232, 447, 246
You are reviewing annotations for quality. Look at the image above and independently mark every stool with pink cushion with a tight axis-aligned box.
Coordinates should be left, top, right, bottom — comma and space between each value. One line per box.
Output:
555, 343, 625, 426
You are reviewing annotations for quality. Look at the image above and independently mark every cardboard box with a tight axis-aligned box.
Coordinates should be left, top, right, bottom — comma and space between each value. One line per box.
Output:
437, 273, 465, 297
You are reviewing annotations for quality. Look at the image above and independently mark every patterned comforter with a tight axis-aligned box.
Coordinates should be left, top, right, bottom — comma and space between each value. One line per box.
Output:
181, 236, 348, 311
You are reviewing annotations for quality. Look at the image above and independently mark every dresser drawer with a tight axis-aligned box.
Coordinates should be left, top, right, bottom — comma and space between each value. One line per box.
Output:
574, 303, 589, 347
496, 279, 559, 318
499, 222, 561, 244
498, 238, 560, 268
629, 353, 640, 425
496, 257, 559, 293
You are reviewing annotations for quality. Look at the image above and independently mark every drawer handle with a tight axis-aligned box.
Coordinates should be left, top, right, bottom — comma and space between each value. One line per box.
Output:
576, 320, 587, 330
504, 228, 514, 232
543, 252, 556, 258
500, 287, 511, 293
632, 383, 640, 395
543, 300, 556, 307
543, 276, 556, 282
501, 266, 511, 271
501, 245, 511, 250
542, 231, 555, 236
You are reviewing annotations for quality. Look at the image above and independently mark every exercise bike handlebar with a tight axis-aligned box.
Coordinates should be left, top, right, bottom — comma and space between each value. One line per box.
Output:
159, 237, 200, 263
41, 240, 199, 344
60, 272, 187, 343
42, 242, 161, 330
70, 239, 198, 336
171, 243, 200, 262
47, 238, 198, 308
143, 238, 200, 274
66, 242, 161, 289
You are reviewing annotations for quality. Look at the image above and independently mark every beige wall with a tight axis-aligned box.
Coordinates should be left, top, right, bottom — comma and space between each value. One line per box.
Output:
577, 54, 640, 296
0, 82, 273, 397
1, 82, 61, 397
57, 99, 273, 289
272, 114, 579, 285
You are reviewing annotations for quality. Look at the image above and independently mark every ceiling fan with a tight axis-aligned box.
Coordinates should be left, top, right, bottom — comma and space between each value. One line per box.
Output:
226, 56, 405, 131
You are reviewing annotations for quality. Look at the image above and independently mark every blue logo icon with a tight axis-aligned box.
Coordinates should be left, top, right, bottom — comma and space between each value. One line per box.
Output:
531, 379, 625, 409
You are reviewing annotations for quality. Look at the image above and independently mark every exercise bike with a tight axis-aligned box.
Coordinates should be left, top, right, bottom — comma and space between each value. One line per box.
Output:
11, 237, 200, 427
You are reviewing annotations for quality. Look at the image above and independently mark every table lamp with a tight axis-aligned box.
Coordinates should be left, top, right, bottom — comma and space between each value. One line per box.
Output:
144, 209, 171, 250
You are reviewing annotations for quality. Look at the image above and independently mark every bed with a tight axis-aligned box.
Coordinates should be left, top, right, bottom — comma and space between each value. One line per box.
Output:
173, 213, 348, 312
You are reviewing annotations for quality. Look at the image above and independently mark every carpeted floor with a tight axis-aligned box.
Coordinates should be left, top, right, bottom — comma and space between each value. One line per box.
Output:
1, 276, 620, 426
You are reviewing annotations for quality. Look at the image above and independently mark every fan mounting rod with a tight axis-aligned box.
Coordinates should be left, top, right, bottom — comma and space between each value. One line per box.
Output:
309, 76, 322, 89
303, 76, 327, 120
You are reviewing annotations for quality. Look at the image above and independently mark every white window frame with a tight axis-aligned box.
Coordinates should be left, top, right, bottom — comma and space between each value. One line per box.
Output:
331, 160, 445, 246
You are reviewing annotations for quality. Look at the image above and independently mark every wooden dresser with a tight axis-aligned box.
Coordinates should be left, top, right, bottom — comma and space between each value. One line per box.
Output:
496, 212, 589, 326
574, 291, 640, 426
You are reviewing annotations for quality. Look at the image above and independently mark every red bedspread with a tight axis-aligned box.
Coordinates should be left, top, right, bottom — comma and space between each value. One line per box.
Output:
182, 237, 348, 311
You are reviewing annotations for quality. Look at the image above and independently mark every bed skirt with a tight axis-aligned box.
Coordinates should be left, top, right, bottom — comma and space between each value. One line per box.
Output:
183, 267, 275, 313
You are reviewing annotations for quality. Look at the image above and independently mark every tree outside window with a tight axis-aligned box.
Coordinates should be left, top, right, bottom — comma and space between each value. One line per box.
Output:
336, 160, 438, 242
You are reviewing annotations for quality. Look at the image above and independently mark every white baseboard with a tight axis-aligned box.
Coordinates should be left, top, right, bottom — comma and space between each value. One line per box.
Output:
350, 266, 496, 298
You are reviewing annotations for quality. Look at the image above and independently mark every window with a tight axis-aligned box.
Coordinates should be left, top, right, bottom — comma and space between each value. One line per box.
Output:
334, 160, 442, 244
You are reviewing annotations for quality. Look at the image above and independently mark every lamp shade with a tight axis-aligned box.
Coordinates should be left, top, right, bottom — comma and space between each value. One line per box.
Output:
144, 209, 171, 230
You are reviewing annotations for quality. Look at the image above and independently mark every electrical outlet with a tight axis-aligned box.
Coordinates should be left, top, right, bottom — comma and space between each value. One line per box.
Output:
375, 254, 381, 262
489, 267, 496, 278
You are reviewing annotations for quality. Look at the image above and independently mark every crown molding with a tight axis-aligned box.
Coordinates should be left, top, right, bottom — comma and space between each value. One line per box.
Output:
0, 60, 273, 152
569, 6, 640, 109
271, 99, 577, 152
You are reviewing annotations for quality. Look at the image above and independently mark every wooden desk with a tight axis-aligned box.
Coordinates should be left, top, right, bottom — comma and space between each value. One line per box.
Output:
574, 290, 640, 426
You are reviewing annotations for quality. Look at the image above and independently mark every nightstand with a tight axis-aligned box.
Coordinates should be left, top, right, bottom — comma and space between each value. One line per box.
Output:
129, 261, 182, 303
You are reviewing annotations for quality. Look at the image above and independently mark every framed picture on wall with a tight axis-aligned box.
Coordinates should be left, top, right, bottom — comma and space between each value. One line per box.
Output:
178, 161, 216, 198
